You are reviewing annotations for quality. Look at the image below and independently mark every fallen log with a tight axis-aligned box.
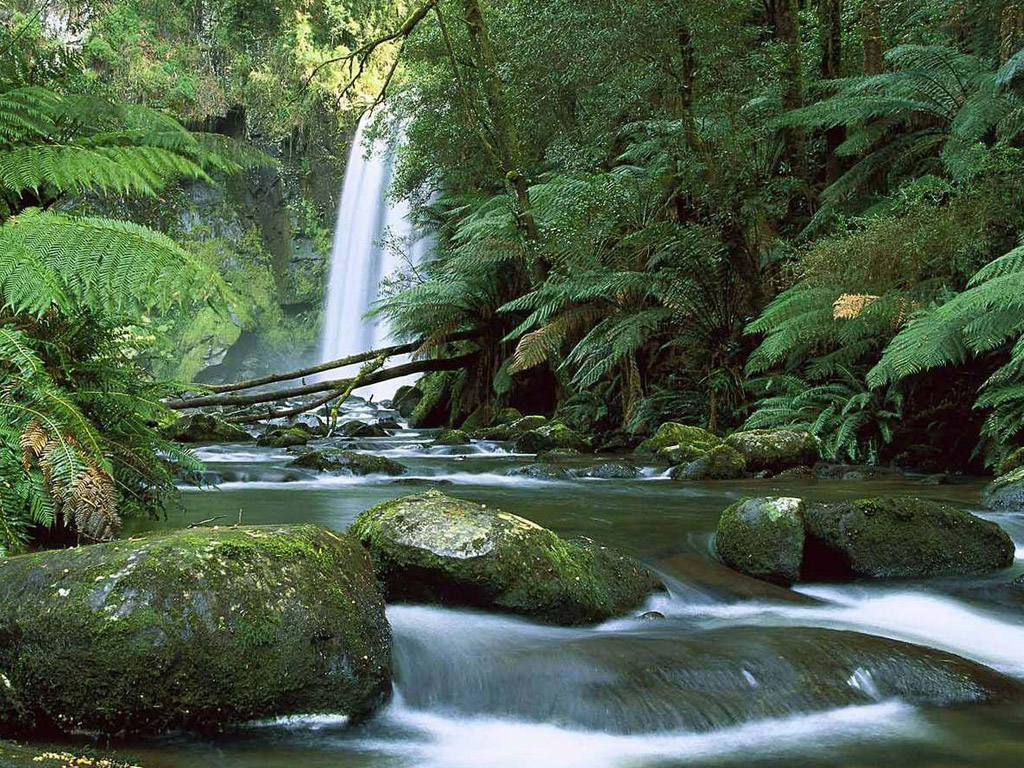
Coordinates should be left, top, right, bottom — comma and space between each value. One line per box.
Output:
167, 353, 477, 411
201, 330, 480, 394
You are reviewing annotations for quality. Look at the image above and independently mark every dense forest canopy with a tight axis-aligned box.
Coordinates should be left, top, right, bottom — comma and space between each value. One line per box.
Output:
2, 0, 1024, 549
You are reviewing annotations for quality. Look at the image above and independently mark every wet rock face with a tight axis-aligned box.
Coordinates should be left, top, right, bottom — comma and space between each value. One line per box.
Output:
724, 429, 819, 473
162, 414, 253, 443
470, 414, 548, 441
514, 423, 591, 455
985, 466, 1024, 511
338, 421, 389, 438
433, 429, 471, 446
256, 426, 310, 448
715, 497, 806, 585
393, 619, 1024, 735
0, 525, 391, 737
290, 448, 407, 476
392, 386, 423, 419
351, 491, 661, 625
506, 463, 573, 480
802, 497, 1015, 580
715, 496, 1015, 584
576, 462, 643, 480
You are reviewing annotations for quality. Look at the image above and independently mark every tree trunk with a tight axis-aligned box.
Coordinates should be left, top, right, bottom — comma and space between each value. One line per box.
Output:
772, 0, 806, 176
460, 0, 544, 281
677, 22, 702, 154
862, 0, 884, 75
819, 0, 844, 183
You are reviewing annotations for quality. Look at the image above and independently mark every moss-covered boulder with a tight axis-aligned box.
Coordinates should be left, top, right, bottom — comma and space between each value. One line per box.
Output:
496, 407, 523, 425
392, 385, 423, 419
514, 423, 591, 454
162, 414, 253, 444
507, 463, 573, 480
471, 414, 548, 442
0, 525, 391, 737
576, 462, 643, 479
985, 466, 1024, 511
460, 404, 493, 431
715, 497, 806, 585
291, 449, 407, 476
339, 421, 389, 438
725, 429, 819, 473
256, 427, 310, 448
635, 423, 721, 460
350, 491, 661, 624
998, 448, 1024, 478
433, 428, 471, 446
802, 497, 1015, 580
670, 444, 746, 480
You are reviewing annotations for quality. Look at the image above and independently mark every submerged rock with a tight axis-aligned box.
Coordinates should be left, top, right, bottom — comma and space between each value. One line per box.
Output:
350, 491, 661, 624
670, 444, 746, 480
433, 428, 471, 446
635, 423, 721, 461
724, 429, 818, 473
655, 553, 819, 605
802, 497, 1015, 580
0, 525, 391, 737
162, 414, 253, 443
985, 466, 1024, 511
715, 497, 806, 585
514, 422, 590, 454
256, 426, 310, 448
291, 448, 407, 476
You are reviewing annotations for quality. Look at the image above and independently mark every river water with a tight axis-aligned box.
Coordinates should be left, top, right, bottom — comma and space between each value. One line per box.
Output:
96, 419, 1024, 767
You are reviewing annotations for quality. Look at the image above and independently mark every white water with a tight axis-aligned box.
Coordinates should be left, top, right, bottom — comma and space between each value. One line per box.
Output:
319, 113, 430, 400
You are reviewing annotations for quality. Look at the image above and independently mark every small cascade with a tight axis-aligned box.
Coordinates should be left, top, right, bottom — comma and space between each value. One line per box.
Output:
319, 113, 428, 400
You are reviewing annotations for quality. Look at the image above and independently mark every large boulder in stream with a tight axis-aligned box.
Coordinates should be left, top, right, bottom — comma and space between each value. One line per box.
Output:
635, 423, 721, 461
433, 428, 471, 446
350, 491, 661, 625
256, 426, 310, 448
392, 385, 423, 419
291, 448, 407, 476
513, 422, 591, 455
715, 496, 1015, 584
0, 525, 391, 737
724, 428, 818, 473
391, 615, 1023, 734
162, 414, 253, 443
670, 444, 746, 480
715, 497, 806, 585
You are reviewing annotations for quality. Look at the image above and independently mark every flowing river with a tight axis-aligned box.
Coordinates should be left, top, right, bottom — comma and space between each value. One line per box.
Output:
94, 407, 1024, 767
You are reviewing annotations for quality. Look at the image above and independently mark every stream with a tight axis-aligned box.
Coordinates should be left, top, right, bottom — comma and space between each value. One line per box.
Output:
99, 407, 1024, 767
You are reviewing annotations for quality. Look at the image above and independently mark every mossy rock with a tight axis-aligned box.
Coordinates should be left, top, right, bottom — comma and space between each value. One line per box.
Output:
471, 414, 549, 442
715, 497, 806, 585
0, 525, 391, 737
635, 423, 722, 461
514, 423, 590, 455
537, 448, 582, 462
433, 429, 471, 446
576, 462, 643, 479
392, 385, 423, 419
506, 463, 574, 480
339, 421, 389, 438
460, 404, 493, 431
802, 497, 1015, 580
670, 444, 746, 480
350, 491, 661, 625
291, 449, 407, 476
986, 465, 1024, 511
496, 407, 523, 425
725, 429, 819, 473
256, 427, 310, 448
162, 414, 253, 444
998, 447, 1024, 478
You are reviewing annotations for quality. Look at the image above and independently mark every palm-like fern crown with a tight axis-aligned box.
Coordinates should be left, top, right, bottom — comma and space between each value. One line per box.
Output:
0, 80, 266, 551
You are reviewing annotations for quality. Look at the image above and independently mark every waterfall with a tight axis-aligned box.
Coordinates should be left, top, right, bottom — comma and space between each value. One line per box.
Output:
319, 113, 427, 402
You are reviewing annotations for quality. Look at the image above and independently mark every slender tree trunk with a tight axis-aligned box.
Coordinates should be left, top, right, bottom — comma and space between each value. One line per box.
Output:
819, 0, 844, 183
677, 22, 702, 154
862, 0, 884, 75
1001, 3, 1024, 65
771, 0, 806, 177
460, 0, 545, 282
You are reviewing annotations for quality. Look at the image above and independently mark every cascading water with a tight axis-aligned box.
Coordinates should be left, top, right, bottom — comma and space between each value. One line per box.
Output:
319, 113, 429, 401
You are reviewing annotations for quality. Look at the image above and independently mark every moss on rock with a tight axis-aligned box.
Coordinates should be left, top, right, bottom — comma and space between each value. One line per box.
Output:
291, 449, 407, 476
670, 444, 746, 480
434, 429, 471, 446
635, 424, 722, 461
715, 497, 806, 585
350, 491, 661, 625
0, 525, 391, 737
725, 429, 819, 473
471, 415, 549, 442
392, 386, 423, 419
162, 414, 253, 443
803, 497, 1015, 579
514, 423, 590, 454
256, 427, 310, 448
986, 466, 1024, 511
